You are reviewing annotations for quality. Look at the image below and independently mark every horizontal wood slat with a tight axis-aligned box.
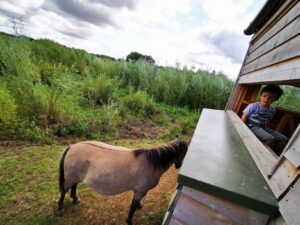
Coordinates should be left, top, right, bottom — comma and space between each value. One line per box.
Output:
249, 1, 300, 54
245, 17, 300, 65
238, 57, 300, 85
241, 35, 300, 75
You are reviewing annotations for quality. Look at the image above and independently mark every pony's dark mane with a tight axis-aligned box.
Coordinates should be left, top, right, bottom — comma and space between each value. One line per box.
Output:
134, 141, 187, 170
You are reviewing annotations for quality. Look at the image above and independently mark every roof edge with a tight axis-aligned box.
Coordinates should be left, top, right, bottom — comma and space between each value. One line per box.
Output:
244, 0, 286, 35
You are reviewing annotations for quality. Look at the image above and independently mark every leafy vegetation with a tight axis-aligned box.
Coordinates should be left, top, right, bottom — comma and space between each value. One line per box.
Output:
126, 51, 155, 64
275, 85, 300, 112
0, 32, 236, 142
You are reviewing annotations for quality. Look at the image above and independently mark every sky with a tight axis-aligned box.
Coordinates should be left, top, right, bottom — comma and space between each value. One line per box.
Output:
0, 0, 266, 80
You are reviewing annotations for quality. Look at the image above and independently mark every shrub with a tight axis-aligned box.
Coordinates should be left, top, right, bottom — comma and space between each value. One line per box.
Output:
275, 86, 300, 112
152, 68, 187, 105
82, 75, 115, 106
7, 79, 65, 128
40, 62, 68, 85
54, 119, 93, 138
97, 104, 120, 138
17, 121, 46, 142
184, 72, 233, 110
0, 38, 40, 82
0, 84, 18, 136
121, 91, 157, 117
53, 104, 120, 139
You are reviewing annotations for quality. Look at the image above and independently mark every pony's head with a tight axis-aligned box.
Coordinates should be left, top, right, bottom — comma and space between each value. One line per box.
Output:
134, 139, 190, 171
174, 140, 189, 169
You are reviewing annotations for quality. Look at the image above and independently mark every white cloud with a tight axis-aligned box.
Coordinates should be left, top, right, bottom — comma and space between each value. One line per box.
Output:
0, 0, 266, 80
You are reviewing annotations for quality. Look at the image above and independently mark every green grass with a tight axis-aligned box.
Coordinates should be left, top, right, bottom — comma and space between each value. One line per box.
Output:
0, 145, 62, 224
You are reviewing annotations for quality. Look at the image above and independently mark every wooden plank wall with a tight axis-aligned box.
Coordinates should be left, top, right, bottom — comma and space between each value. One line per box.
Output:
166, 187, 269, 225
239, 1, 300, 84
279, 178, 300, 225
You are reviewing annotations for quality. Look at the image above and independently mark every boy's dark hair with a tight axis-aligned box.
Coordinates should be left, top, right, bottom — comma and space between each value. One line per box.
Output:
260, 84, 283, 100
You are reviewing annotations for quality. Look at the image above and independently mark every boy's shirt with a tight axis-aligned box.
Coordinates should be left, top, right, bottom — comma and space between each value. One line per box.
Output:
243, 102, 275, 129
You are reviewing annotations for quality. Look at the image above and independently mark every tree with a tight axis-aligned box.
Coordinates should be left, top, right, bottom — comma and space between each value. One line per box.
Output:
126, 51, 155, 64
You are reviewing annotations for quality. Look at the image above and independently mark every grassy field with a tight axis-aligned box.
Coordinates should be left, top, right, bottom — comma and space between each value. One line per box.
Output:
0, 139, 181, 225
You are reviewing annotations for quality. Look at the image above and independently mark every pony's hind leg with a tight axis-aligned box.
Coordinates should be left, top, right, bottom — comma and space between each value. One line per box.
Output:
56, 189, 67, 217
70, 183, 80, 204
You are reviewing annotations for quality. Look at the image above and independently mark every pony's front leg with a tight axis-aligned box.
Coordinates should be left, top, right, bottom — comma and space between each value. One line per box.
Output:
126, 191, 146, 225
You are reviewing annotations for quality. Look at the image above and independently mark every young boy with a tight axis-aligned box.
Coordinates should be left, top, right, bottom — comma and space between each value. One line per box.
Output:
241, 84, 288, 155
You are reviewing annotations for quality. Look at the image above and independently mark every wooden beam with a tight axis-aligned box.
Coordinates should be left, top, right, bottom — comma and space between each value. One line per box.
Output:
239, 57, 300, 84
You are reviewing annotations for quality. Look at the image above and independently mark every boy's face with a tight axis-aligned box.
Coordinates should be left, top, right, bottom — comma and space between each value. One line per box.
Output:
260, 91, 276, 107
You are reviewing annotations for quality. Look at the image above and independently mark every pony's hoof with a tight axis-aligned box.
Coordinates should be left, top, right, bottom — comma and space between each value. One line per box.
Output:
126, 219, 133, 225
55, 209, 64, 217
72, 198, 81, 204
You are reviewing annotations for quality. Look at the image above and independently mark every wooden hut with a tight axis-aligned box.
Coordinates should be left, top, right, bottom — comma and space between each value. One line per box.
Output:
163, 0, 300, 224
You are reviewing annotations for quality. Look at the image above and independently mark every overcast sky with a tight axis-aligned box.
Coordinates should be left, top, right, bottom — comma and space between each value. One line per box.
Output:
0, 0, 266, 80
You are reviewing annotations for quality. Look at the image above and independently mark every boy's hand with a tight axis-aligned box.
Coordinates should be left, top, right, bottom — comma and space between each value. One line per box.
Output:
241, 113, 248, 123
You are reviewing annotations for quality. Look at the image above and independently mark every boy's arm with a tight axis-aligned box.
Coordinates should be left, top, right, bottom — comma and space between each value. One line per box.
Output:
241, 113, 248, 123
241, 102, 254, 123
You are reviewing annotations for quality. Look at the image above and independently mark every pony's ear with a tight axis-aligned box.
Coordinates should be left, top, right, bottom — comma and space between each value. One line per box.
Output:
175, 135, 180, 143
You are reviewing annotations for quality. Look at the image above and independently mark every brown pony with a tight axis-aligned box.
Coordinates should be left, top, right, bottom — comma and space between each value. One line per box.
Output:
55, 140, 188, 225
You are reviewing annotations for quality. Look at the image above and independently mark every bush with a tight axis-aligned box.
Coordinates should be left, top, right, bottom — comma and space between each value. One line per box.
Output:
17, 121, 46, 142
54, 119, 94, 138
121, 91, 157, 117
0, 38, 40, 82
53, 104, 120, 139
82, 75, 115, 106
0, 84, 18, 136
40, 62, 68, 85
152, 68, 187, 105
275, 86, 300, 112
184, 72, 233, 110
7, 79, 65, 128
97, 104, 120, 138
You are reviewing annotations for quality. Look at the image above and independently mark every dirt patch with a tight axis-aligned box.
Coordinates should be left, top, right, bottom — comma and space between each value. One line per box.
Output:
119, 122, 161, 139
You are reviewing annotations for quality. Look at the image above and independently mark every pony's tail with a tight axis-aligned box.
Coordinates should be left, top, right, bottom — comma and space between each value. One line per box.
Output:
59, 146, 71, 193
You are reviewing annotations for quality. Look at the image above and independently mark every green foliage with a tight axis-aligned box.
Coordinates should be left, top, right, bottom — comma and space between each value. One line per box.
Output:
0, 83, 18, 136
0, 32, 237, 142
126, 51, 155, 64
97, 104, 120, 138
7, 79, 64, 127
82, 75, 115, 106
183, 72, 233, 109
0, 38, 40, 82
151, 68, 187, 105
275, 86, 300, 112
39, 62, 68, 85
121, 91, 158, 117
